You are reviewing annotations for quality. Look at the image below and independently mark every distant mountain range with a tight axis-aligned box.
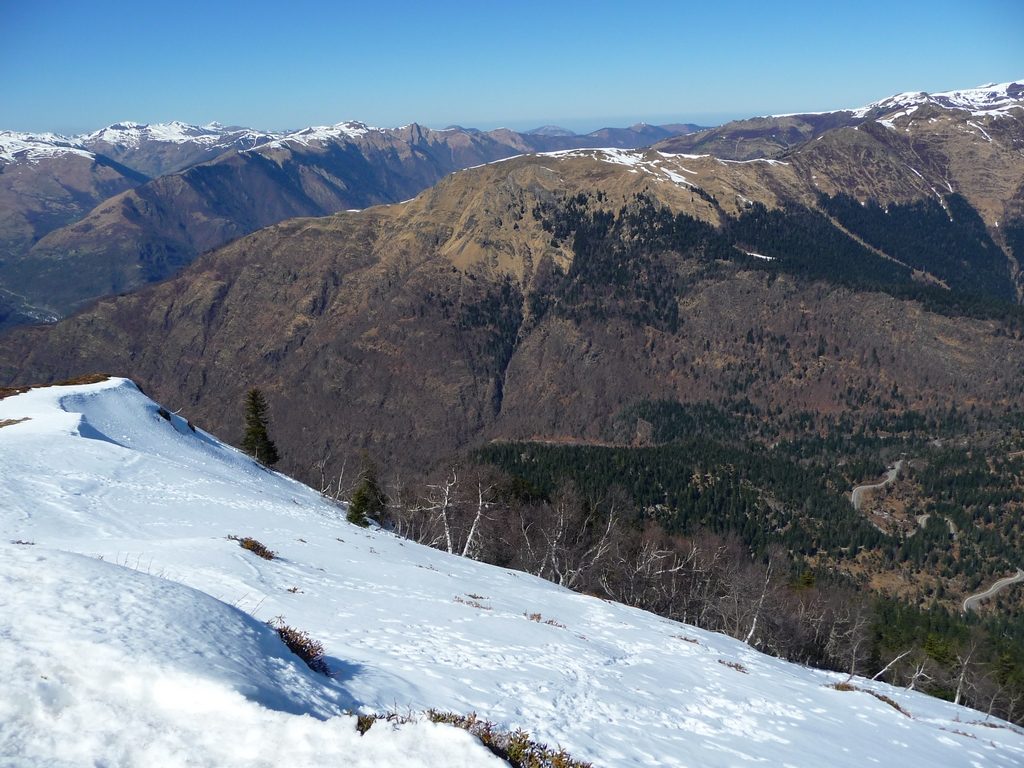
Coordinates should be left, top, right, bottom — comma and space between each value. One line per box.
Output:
657, 80, 1024, 158
3, 79, 1022, 477
0, 119, 704, 327
5, 81, 1016, 330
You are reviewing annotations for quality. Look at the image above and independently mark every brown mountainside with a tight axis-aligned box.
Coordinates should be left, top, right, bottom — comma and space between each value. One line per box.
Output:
3, 123, 700, 322
3, 113, 1024, 477
655, 112, 858, 160
0, 152, 147, 325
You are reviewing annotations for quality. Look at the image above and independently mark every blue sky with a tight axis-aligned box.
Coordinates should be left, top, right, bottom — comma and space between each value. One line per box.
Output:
2, 0, 1021, 134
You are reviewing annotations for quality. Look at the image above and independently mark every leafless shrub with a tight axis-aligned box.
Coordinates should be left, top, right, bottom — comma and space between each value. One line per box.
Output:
269, 617, 329, 675
228, 535, 277, 560
454, 595, 491, 610
425, 710, 593, 768
674, 635, 700, 644
829, 681, 911, 716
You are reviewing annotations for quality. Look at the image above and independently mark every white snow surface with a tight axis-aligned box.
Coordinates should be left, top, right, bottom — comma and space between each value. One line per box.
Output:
852, 80, 1024, 119
0, 548, 500, 768
74, 119, 390, 155
2, 378, 1023, 767
260, 121, 380, 150
0, 131, 93, 164
539, 148, 705, 188
80, 121, 276, 149
769, 80, 1023, 120
538, 148, 788, 184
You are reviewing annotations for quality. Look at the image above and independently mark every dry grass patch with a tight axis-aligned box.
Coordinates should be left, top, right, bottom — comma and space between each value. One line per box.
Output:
829, 681, 910, 716
969, 720, 1022, 733
393, 711, 593, 768
56, 373, 113, 386
227, 535, 277, 560
718, 659, 748, 673
0, 386, 31, 401
269, 618, 329, 675
1, 374, 113, 401
0, 417, 30, 429
358, 711, 587, 765
454, 595, 491, 610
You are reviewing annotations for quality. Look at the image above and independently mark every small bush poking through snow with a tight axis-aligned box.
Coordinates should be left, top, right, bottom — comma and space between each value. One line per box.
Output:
425, 710, 593, 768
829, 681, 910, 717
269, 618, 330, 675
355, 714, 377, 735
227, 535, 276, 560
454, 595, 491, 610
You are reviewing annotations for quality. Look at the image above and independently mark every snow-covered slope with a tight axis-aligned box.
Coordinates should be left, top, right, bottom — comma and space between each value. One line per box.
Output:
0, 131, 93, 164
766, 80, 1024, 120
80, 121, 275, 150
78, 119, 381, 155
1, 378, 1022, 767
853, 80, 1024, 118
262, 121, 379, 149
0, 547, 500, 767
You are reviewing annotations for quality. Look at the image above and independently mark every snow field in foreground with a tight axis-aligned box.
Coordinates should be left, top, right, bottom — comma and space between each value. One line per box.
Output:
1, 378, 1023, 767
0, 546, 502, 768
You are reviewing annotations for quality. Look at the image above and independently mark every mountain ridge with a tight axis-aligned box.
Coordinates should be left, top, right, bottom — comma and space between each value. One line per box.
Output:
0, 120, 705, 325
3, 78, 1019, 327
3, 122, 1023, 474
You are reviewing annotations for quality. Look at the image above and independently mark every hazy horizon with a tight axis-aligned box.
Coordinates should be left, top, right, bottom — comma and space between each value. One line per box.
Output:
3, 0, 1021, 135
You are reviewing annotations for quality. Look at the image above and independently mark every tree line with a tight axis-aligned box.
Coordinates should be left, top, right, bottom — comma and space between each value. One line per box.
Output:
356, 457, 1024, 724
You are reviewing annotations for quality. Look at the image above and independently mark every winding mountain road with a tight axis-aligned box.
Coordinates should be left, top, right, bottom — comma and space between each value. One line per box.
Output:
962, 569, 1024, 613
851, 460, 904, 511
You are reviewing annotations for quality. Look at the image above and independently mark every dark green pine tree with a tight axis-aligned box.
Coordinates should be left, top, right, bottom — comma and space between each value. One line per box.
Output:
347, 453, 383, 527
241, 388, 280, 466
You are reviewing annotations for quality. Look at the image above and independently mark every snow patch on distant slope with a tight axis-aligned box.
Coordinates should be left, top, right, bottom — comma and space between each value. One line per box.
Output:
878, 105, 921, 130
538, 148, 790, 189
853, 80, 1024, 119
0, 131, 93, 164
540, 147, 706, 187
262, 121, 380, 150
80, 121, 278, 151
769, 80, 1023, 120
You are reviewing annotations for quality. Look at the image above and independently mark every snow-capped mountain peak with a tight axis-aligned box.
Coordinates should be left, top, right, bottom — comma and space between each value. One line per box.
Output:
260, 120, 380, 150
852, 79, 1024, 118
80, 120, 277, 149
0, 130, 93, 164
